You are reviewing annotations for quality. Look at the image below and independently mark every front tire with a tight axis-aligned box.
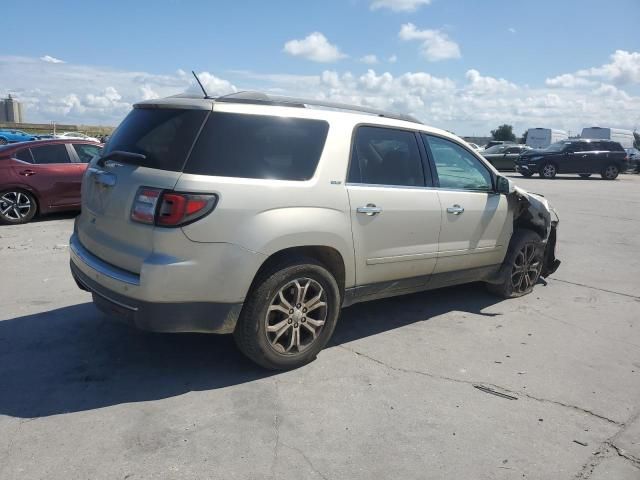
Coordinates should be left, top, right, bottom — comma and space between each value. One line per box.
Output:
487, 230, 544, 298
234, 258, 341, 370
601, 164, 619, 180
0, 190, 37, 224
539, 162, 557, 179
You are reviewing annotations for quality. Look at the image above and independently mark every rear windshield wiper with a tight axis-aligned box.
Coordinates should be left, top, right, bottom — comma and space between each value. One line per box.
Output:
97, 150, 146, 166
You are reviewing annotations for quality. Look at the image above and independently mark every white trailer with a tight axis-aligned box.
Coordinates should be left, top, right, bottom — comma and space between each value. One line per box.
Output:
581, 127, 634, 149
526, 128, 568, 149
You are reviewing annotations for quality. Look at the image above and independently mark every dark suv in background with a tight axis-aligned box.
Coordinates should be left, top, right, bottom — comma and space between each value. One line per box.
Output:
515, 139, 628, 179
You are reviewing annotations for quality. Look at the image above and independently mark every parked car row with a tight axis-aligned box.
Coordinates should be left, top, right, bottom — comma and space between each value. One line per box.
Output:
0, 139, 102, 224
0, 128, 103, 145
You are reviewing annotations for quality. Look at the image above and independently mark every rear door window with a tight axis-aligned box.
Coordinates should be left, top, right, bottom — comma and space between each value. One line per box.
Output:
348, 126, 425, 186
103, 108, 208, 171
30, 144, 71, 164
15, 148, 34, 163
72, 143, 102, 163
185, 112, 329, 180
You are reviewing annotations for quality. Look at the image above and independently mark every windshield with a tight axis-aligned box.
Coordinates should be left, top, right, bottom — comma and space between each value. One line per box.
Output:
544, 141, 568, 152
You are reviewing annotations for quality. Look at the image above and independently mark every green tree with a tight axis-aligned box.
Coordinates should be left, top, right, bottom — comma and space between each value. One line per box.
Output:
520, 130, 528, 145
634, 130, 639, 149
491, 124, 516, 142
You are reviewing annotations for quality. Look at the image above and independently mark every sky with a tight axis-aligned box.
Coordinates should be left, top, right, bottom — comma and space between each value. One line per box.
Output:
1, 0, 639, 136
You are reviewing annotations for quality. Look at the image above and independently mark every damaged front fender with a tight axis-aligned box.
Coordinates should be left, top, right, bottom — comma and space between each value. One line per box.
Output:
511, 186, 561, 277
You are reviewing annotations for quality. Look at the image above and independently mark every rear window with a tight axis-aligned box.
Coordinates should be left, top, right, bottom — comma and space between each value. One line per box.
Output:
607, 142, 624, 152
103, 108, 208, 171
185, 112, 329, 181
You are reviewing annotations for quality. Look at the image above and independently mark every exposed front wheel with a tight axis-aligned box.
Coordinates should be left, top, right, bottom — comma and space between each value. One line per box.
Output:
487, 230, 544, 298
0, 190, 37, 224
539, 163, 557, 179
601, 164, 619, 180
0, 138, 7, 145
234, 259, 341, 370
579, 173, 592, 178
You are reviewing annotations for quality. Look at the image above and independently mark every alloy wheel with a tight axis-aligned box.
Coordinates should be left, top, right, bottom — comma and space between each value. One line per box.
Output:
265, 278, 327, 355
0, 191, 33, 221
604, 165, 618, 179
542, 164, 556, 178
511, 244, 542, 294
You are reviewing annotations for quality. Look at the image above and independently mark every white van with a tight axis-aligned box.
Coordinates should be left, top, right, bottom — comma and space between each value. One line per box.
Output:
581, 127, 634, 149
526, 128, 568, 149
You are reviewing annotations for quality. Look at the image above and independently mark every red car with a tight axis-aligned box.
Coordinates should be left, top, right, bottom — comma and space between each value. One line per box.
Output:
0, 139, 102, 224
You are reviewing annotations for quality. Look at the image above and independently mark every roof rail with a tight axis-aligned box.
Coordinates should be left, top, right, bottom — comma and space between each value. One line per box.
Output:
215, 91, 422, 124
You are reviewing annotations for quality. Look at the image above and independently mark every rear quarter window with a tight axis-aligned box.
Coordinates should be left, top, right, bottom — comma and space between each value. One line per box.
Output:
185, 112, 329, 180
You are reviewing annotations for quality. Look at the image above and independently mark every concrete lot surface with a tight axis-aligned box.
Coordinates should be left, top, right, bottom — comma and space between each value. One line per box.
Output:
1, 174, 639, 479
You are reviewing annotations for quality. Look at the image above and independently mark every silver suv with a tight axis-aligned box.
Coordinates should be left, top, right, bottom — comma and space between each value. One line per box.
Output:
70, 92, 560, 369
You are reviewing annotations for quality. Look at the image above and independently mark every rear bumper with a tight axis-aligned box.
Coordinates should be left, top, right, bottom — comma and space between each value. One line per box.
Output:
71, 260, 242, 333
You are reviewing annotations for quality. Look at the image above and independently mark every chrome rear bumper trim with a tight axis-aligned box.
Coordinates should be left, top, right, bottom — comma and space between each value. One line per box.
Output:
70, 233, 141, 286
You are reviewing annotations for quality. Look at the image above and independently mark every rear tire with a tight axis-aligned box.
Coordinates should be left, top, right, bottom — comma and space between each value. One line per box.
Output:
234, 258, 341, 370
601, 164, 619, 180
0, 190, 37, 224
487, 230, 544, 299
539, 162, 557, 179
579, 173, 592, 178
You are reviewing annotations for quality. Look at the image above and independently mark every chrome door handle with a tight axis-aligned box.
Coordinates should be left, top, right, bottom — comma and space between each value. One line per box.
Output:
357, 204, 382, 216
447, 204, 464, 215
19, 169, 36, 176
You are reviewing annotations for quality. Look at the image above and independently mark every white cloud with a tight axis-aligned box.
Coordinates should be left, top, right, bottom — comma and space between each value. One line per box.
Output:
40, 55, 64, 64
546, 50, 640, 87
508, 27, 516, 34
370, 0, 432, 12
399, 23, 461, 61
2, 53, 639, 137
360, 54, 379, 65
283, 32, 347, 63
388, 54, 398, 63
545, 73, 596, 88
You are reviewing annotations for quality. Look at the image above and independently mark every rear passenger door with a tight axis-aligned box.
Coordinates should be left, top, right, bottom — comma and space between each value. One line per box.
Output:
346, 126, 441, 289
422, 134, 510, 274
18, 144, 78, 207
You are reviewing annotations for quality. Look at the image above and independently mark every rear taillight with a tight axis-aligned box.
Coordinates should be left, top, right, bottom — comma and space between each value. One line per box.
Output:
131, 187, 217, 227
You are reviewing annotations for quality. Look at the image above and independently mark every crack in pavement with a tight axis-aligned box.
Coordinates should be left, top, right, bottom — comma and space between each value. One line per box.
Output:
0, 418, 38, 477
574, 409, 640, 479
550, 278, 640, 300
339, 345, 622, 426
270, 378, 281, 480
281, 443, 331, 480
608, 442, 640, 469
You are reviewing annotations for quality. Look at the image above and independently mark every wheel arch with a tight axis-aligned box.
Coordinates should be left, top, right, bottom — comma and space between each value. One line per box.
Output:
248, 245, 347, 300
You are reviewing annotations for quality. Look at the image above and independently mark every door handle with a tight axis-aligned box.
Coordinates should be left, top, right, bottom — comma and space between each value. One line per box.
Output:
357, 204, 382, 216
19, 169, 36, 176
447, 204, 464, 215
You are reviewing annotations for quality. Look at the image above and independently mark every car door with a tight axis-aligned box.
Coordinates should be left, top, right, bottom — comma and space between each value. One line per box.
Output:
562, 143, 587, 172
13, 143, 78, 208
421, 134, 511, 275
346, 125, 442, 291
502, 146, 523, 170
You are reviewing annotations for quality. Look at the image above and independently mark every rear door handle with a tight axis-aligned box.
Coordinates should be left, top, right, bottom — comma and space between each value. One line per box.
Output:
446, 204, 464, 215
357, 204, 382, 216
19, 169, 36, 176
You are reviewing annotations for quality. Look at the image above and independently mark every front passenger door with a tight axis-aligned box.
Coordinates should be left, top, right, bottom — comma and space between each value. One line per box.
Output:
422, 134, 511, 274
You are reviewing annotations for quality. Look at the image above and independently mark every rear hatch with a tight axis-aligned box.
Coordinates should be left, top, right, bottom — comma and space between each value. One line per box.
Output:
76, 104, 210, 273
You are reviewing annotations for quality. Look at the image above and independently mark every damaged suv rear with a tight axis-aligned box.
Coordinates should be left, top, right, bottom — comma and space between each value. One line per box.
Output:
70, 92, 560, 369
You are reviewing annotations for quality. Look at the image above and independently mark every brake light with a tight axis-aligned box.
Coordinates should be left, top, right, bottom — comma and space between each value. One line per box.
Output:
131, 187, 217, 227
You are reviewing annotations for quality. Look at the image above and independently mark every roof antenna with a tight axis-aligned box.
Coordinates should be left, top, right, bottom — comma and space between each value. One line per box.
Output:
192, 70, 211, 99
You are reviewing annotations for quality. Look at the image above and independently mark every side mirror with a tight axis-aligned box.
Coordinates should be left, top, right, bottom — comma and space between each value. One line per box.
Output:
496, 175, 514, 195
